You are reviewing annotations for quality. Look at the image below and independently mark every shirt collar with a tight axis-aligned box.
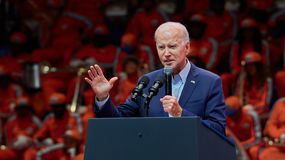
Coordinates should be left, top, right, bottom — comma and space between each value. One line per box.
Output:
177, 60, 191, 84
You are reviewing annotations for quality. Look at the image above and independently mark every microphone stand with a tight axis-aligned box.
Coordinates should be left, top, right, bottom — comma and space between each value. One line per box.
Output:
144, 96, 151, 117
142, 75, 164, 116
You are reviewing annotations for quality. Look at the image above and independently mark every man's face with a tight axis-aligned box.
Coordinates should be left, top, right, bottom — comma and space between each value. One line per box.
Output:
155, 29, 189, 74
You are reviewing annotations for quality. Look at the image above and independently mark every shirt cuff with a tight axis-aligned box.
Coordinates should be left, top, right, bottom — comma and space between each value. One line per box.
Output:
95, 96, 109, 110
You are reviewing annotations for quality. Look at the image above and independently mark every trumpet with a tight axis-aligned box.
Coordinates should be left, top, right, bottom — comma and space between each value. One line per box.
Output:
39, 62, 88, 113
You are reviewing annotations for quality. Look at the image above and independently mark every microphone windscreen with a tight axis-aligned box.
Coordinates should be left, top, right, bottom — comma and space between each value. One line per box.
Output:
140, 76, 150, 85
164, 66, 172, 95
164, 66, 173, 75
154, 75, 165, 86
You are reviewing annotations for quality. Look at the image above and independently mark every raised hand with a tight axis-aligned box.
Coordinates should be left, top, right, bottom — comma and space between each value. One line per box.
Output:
84, 64, 118, 101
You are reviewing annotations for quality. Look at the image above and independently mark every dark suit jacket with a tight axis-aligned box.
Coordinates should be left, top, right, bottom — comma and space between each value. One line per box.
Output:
94, 63, 226, 135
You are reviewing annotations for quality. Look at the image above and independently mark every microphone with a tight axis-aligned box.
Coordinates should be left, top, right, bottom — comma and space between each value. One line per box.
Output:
144, 75, 164, 116
131, 76, 150, 102
164, 66, 173, 95
145, 75, 165, 103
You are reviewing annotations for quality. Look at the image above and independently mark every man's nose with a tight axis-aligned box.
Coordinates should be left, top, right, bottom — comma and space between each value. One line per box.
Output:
164, 48, 171, 56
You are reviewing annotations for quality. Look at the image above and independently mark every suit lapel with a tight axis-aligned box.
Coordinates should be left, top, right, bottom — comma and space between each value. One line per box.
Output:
179, 63, 199, 107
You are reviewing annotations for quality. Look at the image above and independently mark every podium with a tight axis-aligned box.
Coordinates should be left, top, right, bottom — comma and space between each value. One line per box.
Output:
84, 117, 236, 160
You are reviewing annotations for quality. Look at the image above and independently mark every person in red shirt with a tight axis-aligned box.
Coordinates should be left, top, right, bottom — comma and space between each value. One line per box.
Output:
115, 56, 140, 104
204, 0, 234, 45
0, 32, 28, 78
65, 24, 118, 103
35, 130, 83, 160
115, 32, 154, 74
256, 98, 285, 160
233, 51, 273, 115
0, 96, 41, 160
0, 65, 26, 143
185, 14, 220, 73
266, 9, 285, 75
0, 65, 25, 117
72, 24, 117, 71
247, 0, 274, 36
33, 92, 82, 144
24, 92, 82, 160
126, 0, 164, 59
229, 18, 270, 75
225, 96, 262, 157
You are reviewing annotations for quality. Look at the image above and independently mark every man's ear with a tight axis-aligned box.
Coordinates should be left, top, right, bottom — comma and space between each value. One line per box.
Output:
185, 42, 191, 55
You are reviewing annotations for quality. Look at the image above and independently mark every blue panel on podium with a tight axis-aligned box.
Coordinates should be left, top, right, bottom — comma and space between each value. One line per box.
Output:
84, 117, 236, 160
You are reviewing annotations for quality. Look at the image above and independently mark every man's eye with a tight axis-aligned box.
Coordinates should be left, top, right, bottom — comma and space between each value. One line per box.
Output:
158, 46, 165, 50
169, 45, 176, 49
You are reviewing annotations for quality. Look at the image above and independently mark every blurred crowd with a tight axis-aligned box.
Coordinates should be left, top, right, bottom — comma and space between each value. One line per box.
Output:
0, 0, 285, 159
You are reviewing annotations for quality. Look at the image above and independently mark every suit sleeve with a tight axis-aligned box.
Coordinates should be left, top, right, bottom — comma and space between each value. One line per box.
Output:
94, 97, 141, 117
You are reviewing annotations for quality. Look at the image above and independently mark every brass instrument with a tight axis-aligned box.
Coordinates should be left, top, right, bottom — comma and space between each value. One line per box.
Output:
70, 68, 87, 113
40, 62, 88, 113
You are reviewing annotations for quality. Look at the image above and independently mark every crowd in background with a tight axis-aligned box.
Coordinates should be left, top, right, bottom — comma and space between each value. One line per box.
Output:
0, 0, 285, 159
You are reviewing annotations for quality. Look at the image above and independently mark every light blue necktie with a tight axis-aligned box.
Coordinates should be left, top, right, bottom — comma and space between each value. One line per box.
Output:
172, 74, 183, 100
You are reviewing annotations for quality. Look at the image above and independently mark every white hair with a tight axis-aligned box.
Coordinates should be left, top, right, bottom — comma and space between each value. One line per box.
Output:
154, 22, 190, 42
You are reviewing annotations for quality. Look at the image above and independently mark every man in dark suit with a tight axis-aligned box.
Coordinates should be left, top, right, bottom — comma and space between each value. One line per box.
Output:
85, 22, 226, 135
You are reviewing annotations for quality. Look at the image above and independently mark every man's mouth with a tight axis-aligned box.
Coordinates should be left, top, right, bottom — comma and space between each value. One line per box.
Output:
164, 60, 173, 65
